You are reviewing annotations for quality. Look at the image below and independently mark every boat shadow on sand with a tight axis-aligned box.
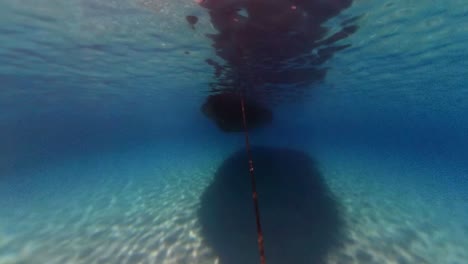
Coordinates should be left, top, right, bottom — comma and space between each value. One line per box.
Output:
198, 146, 346, 264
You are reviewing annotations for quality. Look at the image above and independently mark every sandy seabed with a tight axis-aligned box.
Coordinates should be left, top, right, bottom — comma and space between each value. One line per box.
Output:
0, 143, 466, 264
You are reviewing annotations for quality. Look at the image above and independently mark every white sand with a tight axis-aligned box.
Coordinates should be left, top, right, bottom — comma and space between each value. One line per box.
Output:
0, 142, 467, 264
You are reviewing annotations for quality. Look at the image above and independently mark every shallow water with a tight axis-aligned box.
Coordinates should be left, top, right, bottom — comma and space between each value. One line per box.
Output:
1, 0, 468, 263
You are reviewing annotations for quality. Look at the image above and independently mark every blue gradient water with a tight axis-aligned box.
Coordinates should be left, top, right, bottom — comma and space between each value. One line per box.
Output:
1, 0, 467, 263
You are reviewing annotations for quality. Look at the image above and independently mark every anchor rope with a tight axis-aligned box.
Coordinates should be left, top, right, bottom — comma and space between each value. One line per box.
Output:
240, 94, 267, 264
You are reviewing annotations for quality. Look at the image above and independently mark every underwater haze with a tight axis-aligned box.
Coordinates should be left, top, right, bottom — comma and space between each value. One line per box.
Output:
1, 0, 468, 263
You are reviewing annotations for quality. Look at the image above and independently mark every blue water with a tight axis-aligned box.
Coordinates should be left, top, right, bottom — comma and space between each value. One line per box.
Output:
1, 0, 468, 263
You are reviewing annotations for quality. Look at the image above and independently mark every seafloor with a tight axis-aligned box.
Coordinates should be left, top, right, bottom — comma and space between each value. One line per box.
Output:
1, 139, 466, 264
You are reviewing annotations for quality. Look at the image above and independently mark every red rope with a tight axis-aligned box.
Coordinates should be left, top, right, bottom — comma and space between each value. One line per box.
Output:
240, 94, 267, 264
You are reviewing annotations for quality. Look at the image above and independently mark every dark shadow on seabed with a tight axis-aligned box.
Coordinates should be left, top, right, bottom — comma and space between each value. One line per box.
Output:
198, 146, 345, 264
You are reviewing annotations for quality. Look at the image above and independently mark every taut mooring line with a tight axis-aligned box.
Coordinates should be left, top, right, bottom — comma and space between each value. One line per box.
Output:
240, 94, 267, 264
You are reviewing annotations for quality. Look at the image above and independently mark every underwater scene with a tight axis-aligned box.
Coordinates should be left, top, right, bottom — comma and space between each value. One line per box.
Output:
1, 0, 467, 263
